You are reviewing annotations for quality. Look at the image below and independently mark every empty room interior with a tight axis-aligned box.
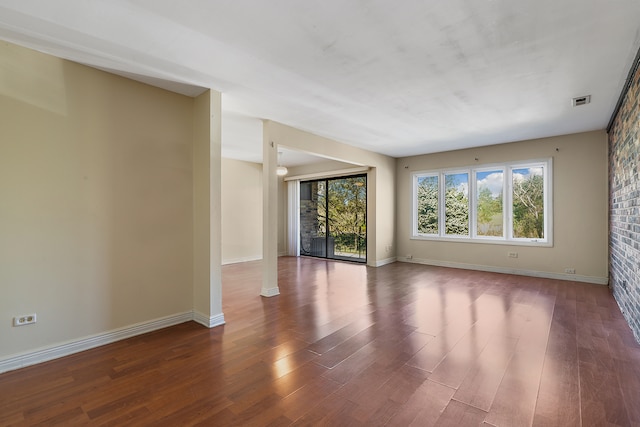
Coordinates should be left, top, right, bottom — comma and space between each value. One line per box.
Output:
2, 1, 640, 426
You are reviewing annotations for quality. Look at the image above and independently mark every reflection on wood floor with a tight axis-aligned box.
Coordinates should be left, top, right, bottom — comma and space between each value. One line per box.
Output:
2, 256, 640, 426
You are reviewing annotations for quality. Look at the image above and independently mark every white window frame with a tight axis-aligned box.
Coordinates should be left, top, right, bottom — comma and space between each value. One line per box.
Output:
471, 166, 506, 241
442, 169, 470, 238
412, 173, 440, 236
412, 158, 553, 247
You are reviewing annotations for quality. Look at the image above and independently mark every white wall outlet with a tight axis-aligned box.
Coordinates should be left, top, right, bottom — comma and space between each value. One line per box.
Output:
13, 313, 37, 327
406, 254, 413, 260
508, 252, 518, 258
564, 268, 576, 274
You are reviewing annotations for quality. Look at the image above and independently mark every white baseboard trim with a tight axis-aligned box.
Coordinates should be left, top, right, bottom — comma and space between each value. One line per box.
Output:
398, 257, 608, 285
261, 287, 280, 297
193, 311, 226, 328
222, 256, 262, 265
0, 310, 225, 374
373, 257, 397, 267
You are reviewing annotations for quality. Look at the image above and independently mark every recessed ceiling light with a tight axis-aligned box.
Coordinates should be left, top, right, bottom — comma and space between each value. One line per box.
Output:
572, 95, 591, 107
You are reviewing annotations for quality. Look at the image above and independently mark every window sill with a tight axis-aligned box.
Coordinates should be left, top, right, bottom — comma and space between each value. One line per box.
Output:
410, 235, 553, 247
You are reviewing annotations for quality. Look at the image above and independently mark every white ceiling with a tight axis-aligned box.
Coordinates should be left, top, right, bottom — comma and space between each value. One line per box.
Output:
1, 0, 639, 166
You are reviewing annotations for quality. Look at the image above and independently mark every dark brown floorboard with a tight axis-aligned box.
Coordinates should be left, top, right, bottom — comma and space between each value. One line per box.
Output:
1, 257, 640, 426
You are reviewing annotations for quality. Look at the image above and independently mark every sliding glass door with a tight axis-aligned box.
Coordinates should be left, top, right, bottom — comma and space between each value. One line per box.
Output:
299, 174, 366, 263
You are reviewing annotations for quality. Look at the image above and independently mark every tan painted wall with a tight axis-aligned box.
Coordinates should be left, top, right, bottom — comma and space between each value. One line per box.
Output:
396, 130, 609, 282
286, 159, 356, 177
265, 122, 397, 266
0, 42, 195, 358
221, 158, 263, 263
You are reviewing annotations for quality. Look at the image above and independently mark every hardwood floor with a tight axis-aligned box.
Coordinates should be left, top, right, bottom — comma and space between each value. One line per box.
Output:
2, 257, 640, 426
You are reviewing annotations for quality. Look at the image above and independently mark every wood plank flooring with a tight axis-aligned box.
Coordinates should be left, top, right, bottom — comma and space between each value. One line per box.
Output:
2, 257, 640, 426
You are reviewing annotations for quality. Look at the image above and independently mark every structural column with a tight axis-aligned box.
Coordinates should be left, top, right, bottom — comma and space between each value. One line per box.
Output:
193, 90, 225, 326
261, 120, 280, 297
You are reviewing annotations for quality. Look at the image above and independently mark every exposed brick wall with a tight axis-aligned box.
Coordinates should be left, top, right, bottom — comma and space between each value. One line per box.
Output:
300, 181, 320, 255
609, 56, 640, 343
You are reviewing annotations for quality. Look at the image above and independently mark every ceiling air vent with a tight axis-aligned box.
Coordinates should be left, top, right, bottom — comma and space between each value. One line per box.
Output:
572, 95, 591, 106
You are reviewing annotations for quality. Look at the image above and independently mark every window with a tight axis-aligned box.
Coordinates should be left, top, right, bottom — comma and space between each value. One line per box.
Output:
416, 174, 438, 235
412, 159, 552, 245
511, 166, 545, 239
444, 172, 469, 236
475, 169, 504, 237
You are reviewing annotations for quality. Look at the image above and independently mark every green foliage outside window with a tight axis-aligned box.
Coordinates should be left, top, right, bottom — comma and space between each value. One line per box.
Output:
316, 176, 367, 254
327, 177, 367, 250
476, 170, 504, 237
414, 162, 547, 242
444, 173, 469, 235
512, 169, 544, 238
416, 175, 438, 234
476, 187, 503, 236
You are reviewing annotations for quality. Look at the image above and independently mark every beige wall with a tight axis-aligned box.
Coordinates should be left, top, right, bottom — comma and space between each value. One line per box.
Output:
286, 159, 356, 177
264, 122, 397, 266
0, 42, 196, 359
222, 158, 263, 263
396, 130, 609, 283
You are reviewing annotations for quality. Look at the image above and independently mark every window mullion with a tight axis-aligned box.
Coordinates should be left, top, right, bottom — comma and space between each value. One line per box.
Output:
411, 175, 419, 236
439, 172, 444, 236
501, 167, 507, 239
506, 167, 513, 240
470, 169, 476, 238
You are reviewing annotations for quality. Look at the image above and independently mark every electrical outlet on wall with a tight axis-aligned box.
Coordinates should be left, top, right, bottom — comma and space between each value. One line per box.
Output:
13, 313, 37, 326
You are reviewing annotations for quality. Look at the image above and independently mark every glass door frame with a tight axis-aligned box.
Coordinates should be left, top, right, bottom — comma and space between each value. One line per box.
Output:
299, 173, 367, 264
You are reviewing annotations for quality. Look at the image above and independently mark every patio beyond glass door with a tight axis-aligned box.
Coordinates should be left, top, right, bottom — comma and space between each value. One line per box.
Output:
299, 175, 366, 263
